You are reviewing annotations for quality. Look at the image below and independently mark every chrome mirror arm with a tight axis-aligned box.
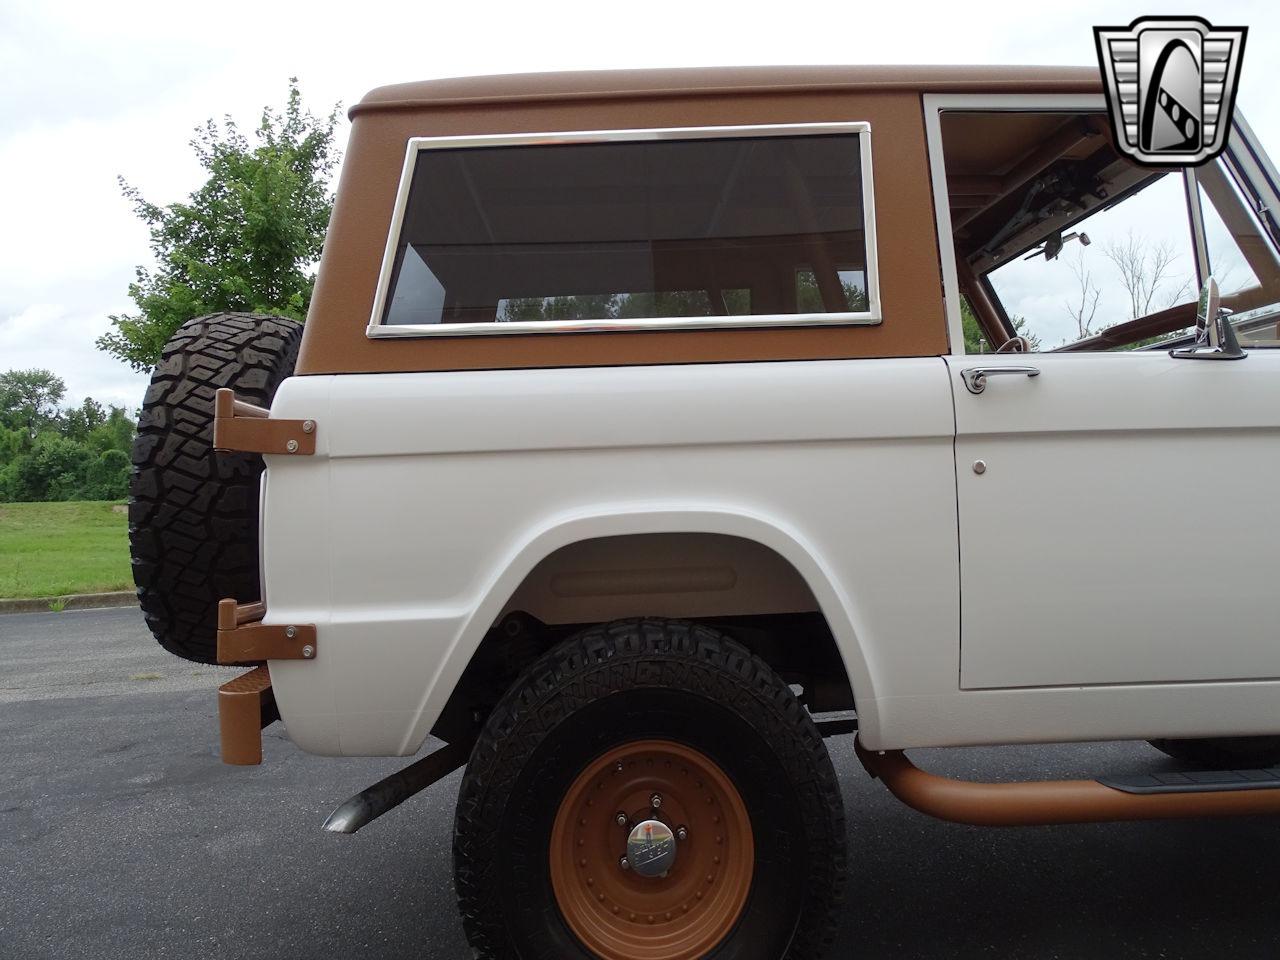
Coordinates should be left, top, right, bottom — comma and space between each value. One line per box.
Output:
1171, 277, 1247, 361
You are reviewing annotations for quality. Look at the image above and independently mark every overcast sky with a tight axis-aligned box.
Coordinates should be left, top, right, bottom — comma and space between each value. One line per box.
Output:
3, 0, 1278, 407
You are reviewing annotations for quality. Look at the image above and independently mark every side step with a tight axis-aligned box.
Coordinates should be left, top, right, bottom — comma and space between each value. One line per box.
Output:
855, 739, 1280, 826
218, 666, 279, 766
1100, 767, 1280, 794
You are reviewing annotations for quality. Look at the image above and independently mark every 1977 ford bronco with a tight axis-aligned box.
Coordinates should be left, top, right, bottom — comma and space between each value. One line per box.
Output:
130, 65, 1280, 959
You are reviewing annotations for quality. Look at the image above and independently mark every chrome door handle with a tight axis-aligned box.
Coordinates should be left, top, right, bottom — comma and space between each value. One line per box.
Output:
961, 365, 1040, 395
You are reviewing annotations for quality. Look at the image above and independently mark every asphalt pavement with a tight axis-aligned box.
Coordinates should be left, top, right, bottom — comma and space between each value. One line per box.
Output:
1, 606, 1278, 959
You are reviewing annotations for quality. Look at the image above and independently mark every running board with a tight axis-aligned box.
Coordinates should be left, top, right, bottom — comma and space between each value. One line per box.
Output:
855, 739, 1280, 826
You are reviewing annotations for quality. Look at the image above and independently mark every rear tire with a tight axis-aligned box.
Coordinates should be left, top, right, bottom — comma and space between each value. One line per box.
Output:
453, 618, 846, 959
1148, 736, 1280, 769
130, 312, 302, 664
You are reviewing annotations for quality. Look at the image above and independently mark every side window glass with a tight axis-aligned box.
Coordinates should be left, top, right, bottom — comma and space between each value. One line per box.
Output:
373, 129, 879, 334
1196, 159, 1280, 346
985, 172, 1197, 349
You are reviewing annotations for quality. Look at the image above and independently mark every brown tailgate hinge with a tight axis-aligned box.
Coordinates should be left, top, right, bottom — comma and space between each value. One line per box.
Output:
217, 598, 317, 664
213, 387, 316, 456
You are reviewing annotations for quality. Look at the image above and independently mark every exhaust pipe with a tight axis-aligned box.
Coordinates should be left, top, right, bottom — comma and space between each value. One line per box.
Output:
323, 741, 470, 834
855, 739, 1280, 826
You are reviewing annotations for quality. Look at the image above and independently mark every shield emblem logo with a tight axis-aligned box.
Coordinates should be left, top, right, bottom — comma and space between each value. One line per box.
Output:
1094, 16, 1247, 166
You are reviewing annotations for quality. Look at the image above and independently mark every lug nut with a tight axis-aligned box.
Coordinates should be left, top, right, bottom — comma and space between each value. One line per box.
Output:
676, 825, 688, 841
619, 857, 630, 871
650, 793, 662, 809
615, 812, 628, 827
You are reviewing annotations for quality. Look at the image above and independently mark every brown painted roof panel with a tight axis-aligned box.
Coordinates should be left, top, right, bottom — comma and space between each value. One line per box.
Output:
351, 65, 1103, 117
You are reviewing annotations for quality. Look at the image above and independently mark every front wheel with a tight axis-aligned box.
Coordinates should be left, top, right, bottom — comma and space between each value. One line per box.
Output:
453, 619, 846, 959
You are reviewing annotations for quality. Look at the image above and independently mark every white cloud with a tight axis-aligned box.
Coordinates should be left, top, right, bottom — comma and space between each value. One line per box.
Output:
0, 304, 148, 409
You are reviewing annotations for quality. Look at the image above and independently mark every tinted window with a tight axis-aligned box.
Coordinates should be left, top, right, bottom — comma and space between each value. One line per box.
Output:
379, 132, 872, 327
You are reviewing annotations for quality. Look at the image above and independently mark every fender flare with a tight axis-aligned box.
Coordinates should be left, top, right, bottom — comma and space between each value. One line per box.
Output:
399, 504, 880, 753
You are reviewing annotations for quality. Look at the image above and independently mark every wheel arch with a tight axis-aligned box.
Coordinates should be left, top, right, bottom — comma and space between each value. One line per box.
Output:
412, 506, 878, 752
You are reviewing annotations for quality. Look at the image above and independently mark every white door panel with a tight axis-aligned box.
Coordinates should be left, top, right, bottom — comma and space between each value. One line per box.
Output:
953, 351, 1280, 689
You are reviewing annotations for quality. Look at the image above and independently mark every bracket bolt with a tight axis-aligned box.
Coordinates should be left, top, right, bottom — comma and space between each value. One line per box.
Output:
285, 625, 297, 639
302, 644, 315, 659
302, 420, 315, 434
650, 793, 662, 809
286, 439, 299, 453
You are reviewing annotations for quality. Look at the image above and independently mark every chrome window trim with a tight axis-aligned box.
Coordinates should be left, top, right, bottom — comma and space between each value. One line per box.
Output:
365, 122, 880, 339
923, 93, 1107, 356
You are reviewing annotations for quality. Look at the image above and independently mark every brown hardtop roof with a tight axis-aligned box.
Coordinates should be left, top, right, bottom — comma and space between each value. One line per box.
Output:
352, 64, 1102, 117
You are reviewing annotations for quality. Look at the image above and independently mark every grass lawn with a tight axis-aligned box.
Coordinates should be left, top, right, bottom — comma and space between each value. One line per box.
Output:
0, 501, 132, 599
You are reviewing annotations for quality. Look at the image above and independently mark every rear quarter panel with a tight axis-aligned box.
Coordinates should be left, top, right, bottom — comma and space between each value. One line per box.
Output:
262, 359, 959, 755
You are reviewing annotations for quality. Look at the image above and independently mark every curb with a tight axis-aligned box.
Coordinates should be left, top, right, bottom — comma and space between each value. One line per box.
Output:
0, 591, 138, 615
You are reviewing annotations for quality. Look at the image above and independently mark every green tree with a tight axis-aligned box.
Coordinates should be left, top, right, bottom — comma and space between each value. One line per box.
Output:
82, 448, 130, 501
0, 369, 66, 441
61, 397, 107, 442
97, 80, 341, 370
961, 298, 1040, 353
0, 368, 137, 503
9, 434, 88, 502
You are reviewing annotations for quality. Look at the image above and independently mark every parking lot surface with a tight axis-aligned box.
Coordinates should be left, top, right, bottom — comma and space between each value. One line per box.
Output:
2, 606, 1277, 959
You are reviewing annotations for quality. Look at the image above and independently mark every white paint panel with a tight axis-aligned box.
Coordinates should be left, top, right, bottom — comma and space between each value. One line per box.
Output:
952, 351, 1280, 689
264, 359, 960, 755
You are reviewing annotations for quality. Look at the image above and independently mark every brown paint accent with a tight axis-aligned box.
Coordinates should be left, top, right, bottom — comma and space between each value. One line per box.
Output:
212, 389, 316, 455
950, 116, 1104, 232
217, 666, 279, 766
216, 598, 317, 663
856, 739, 1280, 826
299, 82, 962, 374
351, 66, 1103, 117
549, 739, 753, 960
1055, 300, 1198, 352
954, 255, 1007, 346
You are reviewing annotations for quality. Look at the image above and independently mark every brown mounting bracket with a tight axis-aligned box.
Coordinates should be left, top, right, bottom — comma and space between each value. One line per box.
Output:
216, 598, 317, 664
213, 388, 316, 456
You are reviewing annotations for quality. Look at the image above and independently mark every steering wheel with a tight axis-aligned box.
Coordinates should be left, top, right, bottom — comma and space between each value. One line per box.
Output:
995, 335, 1032, 354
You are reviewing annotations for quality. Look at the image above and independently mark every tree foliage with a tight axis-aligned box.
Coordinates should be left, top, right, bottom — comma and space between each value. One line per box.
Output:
97, 80, 341, 370
0, 369, 136, 503
960, 298, 1039, 353
0, 369, 67, 440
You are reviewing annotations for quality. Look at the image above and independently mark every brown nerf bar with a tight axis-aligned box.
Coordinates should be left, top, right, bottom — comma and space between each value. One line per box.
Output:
856, 739, 1280, 825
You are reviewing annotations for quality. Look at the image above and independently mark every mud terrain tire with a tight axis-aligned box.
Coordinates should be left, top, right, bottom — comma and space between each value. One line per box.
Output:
129, 312, 302, 664
454, 618, 847, 959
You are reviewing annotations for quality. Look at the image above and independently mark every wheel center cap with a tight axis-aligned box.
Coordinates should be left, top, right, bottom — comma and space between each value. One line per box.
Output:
626, 819, 677, 878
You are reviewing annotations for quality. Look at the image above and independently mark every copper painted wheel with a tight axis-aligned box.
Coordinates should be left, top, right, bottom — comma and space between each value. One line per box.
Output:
549, 739, 754, 960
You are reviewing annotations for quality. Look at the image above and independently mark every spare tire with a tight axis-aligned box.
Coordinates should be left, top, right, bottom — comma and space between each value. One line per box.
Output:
129, 313, 303, 664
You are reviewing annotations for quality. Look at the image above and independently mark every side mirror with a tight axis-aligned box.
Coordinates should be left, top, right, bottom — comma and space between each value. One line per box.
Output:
1170, 278, 1246, 360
